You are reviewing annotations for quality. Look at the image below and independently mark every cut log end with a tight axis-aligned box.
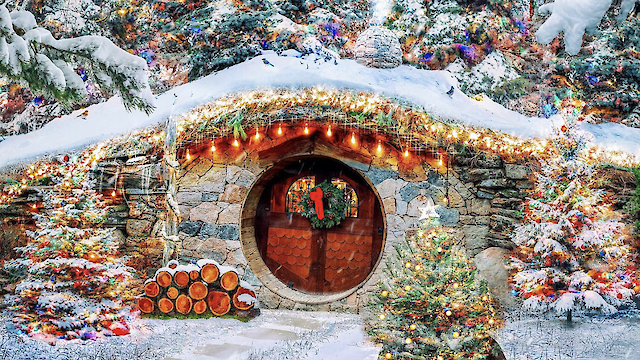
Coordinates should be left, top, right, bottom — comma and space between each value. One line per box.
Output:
193, 300, 207, 314
176, 294, 193, 314
189, 282, 208, 300
167, 286, 179, 300
144, 281, 160, 297
158, 297, 174, 314
156, 271, 172, 288
207, 291, 231, 316
201, 263, 219, 283
174, 271, 190, 288
233, 287, 256, 311
220, 271, 239, 291
189, 270, 200, 281
138, 297, 154, 313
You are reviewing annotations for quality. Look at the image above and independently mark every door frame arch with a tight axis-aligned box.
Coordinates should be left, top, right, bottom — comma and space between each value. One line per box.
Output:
240, 154, 387, 304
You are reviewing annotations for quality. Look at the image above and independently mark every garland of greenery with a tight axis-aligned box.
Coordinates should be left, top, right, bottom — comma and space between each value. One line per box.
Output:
624, 166, 640, 233
300, 181, 347, 229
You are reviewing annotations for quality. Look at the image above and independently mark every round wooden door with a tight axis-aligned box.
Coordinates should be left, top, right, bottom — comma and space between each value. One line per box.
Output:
255, 157, 384, 294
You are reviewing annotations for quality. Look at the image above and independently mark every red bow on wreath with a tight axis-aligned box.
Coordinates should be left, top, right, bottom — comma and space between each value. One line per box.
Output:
309, 187, 325, 220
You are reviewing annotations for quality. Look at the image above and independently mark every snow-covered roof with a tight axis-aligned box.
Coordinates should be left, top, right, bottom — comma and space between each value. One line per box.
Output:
0, 49, 639, 170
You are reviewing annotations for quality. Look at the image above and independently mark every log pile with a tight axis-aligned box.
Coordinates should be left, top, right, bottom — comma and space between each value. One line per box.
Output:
138, 259, 259, 318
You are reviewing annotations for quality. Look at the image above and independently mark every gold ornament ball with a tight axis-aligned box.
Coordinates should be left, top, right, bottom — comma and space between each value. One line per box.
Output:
405, 285, 411, 291
453, 331, 460, 338
446, 310, 452, 316
385, 353, 393, 359
410, 324, 417, 330
405, 337, 412, 344
381, 290, 389, 297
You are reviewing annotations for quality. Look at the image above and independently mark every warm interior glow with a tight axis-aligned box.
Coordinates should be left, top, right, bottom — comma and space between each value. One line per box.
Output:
111, 190, 116, 197
277, 124, 282, 135
404, 149, 409, 157
351, 132, 356, 144
211, 143, 216, 152
233, 139, 239, 147
327, 126, 332, 136
304, 124, 309, 134
377, 141, 382, 153
254, 128, 260, 140
186, 150, 191, 160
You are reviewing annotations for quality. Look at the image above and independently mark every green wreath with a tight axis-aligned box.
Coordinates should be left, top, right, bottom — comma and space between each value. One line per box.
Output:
300, 180, 348, 229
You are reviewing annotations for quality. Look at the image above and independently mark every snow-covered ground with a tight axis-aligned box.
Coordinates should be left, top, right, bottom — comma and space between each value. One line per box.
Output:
497, 309, 640, 360
2, 308, 640, 359
1, 50, 640, 170
0, 310, 380, 360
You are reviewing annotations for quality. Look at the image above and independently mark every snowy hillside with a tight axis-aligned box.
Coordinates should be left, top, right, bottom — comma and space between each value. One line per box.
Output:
0, 49, 639, 169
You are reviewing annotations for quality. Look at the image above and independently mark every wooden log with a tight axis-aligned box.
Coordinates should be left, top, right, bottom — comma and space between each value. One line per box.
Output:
201, 263, 219, 283
207, 291, 231, 316
144, 281, 160, 297
232, 286, 256, 311
176, 294, 193, 314
189, 269, 201, 281
166, 286, 180, 300
220, 270, 239, 291
138, 297, 154, 313
189, 282, 208, 300
156, 271, 172, 288
158, 297, 174, 314
174, 270, 190, 288
193, 300, 207, 315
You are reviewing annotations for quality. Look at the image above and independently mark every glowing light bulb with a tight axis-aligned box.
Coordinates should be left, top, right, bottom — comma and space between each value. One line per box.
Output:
304, 124, 309, 134
278, 124, 283, 135
233, 139, 239, 147
404, 149, 409, 157
405, 338, 412, 344
381, 290, 389, 297
404, 285, 411, 291
453, 282, 459, 288
453, 332, 460, 338
410, 324, 417, 330
488, 319, 495, 325
438, 157, 443, 166
255, 129, 260, 140
31, 204, 37, 209
211, 143, 216, 152
327, 126, 332, 136
385, 353, 392, 360
379, 314, 386, 320
186, 150, 191, 160
111, 190, 116, 197
414, 265, 421, 271
405, 262, 411, 268
446, 310, 452, 316
351, 132, 356, 144
482, 296, 488, 301
377, 141, 382, 152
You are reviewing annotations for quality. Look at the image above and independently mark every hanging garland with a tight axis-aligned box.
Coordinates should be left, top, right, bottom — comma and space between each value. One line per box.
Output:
301, 181, 347, 229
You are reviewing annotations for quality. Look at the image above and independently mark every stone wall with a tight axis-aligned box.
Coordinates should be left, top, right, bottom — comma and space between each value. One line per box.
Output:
169, 144, 533, 312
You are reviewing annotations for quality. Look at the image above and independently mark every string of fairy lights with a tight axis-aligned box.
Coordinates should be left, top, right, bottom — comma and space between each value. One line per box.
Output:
1, 87, 639, 206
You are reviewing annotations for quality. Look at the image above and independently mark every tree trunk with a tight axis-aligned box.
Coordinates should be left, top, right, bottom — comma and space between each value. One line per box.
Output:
207, 290, 231, 316
193, 300, 207, 314
176, 294, 193, 314
158, 297, 174, 314
144, 281, 160, 297
189, 282, 208, 300
166, 286, 180, 300
232, 286, 256, 311
174, 270, 190, 288
156, 271, 172, 288
200, 263, 219, 283
220, 270, 239, 291
138, 297, 154, 313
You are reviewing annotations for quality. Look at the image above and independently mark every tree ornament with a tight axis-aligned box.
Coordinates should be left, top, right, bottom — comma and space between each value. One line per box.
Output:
300, 181, 347, 228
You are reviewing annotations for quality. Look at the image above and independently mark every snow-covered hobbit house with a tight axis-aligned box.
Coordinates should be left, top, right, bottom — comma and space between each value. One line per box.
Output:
89, 88, 541, 313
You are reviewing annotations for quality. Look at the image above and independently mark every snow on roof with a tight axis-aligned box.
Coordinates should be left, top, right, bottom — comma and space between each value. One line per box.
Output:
1, 49, 639, 170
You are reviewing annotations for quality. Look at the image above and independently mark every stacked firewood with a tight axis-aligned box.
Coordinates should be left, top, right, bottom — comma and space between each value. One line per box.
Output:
137, 259, 258, 318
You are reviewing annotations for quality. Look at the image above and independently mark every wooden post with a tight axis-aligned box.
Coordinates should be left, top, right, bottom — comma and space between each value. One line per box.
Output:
163, 116, 181, 266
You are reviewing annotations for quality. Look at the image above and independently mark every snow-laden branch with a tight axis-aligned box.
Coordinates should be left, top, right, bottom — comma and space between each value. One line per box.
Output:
536, 0, 639, 55
0, 6, 154, 113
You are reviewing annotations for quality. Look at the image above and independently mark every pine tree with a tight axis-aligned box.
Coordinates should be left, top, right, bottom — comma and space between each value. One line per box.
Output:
3, 165, 137, 343
367, 217, 502, 360
509, 98, 639, 321
0, 5, 154, 113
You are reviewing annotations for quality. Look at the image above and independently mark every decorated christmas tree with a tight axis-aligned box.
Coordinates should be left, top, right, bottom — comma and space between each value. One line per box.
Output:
367, 214, 503, 360
509, 98, 639, 321
3, 165, 137, 343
